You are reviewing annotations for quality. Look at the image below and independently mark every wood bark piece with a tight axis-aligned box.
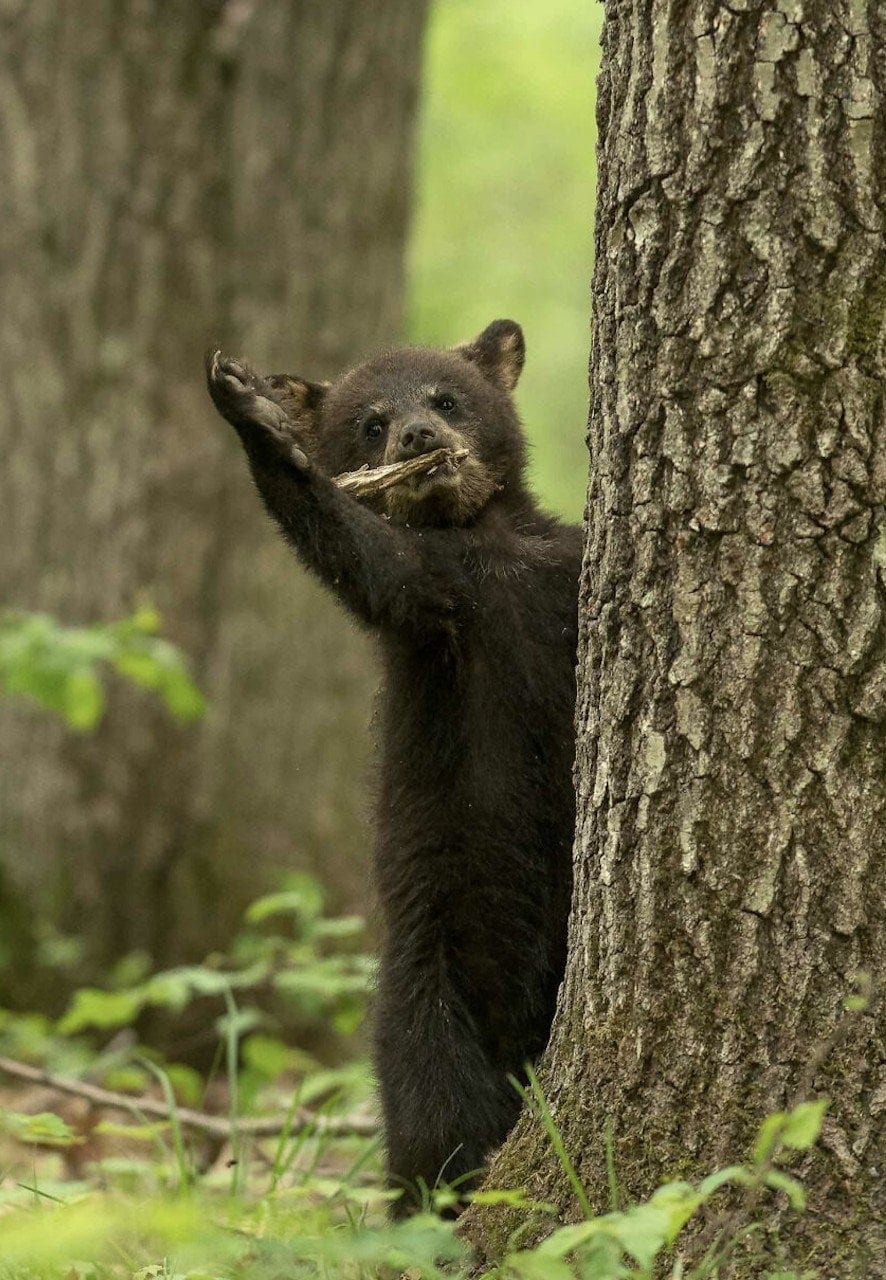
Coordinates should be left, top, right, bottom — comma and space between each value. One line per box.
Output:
334, 448, 468, 498
0, 1055, 376, 1141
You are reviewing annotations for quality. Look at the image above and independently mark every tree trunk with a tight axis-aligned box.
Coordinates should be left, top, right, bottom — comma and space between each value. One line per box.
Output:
466, 1, 885, 1274
0, 0, 427, 1001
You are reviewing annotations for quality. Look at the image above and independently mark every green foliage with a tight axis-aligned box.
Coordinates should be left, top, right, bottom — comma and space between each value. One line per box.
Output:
753, 1099, 829, 1164
0, 873, 842, 1280
511, 1063, 593, 1220
0, 1095, 828, 1279
140, 1059, 195, 1192
0, 1193, 465, 1280
486, 1096, 830, 1280
53, 873, 373, 1047
0, 1110, 79, 1148
0, 929, 830, 1280
0, 607, 205, 730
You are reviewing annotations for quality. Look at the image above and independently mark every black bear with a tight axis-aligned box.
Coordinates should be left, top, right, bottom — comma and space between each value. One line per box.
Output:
206, 320, 581, 1212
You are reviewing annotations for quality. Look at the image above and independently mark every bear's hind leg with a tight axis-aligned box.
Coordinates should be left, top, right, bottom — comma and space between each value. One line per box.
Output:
375, 987, 519, 1217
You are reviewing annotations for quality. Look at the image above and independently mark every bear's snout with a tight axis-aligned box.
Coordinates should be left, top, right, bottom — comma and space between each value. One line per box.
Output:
396, 420, 444, 459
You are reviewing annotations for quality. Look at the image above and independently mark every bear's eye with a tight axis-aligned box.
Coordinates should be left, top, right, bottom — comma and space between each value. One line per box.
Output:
363, 416, 386, 440
434, 394, 457, 413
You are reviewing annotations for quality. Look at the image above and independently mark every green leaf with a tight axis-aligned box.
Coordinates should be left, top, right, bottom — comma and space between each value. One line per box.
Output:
0, 609, 205, 728
112, 648, 168, 690
58, 987, 144, 1034
62, 669, 104, 729
506, 1249, 576, 1280
273, 962, 371, 1000
609, 1202, 670, 1268
246, 874, 325, 925
296, 1063, 369, 1105
331, 995, 366, 1036
163, 1063, 203, 1107
780, 1099, 829, 1152
0, 1109, 79, 1147
129, 603, 161, 634
93, 1120, 168, 1142
764, 1169, 806, 1210
753, 1111, 788, 1164
648, 1179, 707, 1241
697, 1165, 754, 1199
311, 915, 366, 940
107, 950, 152, 990
242, 1033, 293, 1079
145, 962, 267, 1011
214, 1005, 262, 1040
161, 674, 206, 721
101, 1066, 151, 1094
533, 1221, 603, 1255
113, 644, 205, 722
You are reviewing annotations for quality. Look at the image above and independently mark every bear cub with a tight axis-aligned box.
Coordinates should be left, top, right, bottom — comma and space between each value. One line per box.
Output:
206, 320, 582, 1213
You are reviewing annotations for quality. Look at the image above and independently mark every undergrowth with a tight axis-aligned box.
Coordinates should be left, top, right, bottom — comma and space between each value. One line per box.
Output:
0, 609, 834, 1279
0, 892, 834, 1280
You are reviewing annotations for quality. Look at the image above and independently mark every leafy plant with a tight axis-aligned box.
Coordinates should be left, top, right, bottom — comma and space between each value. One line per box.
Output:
56, 872, 373, 1045
0, 1091, 830, 1280
0, 1109, 79, 1148
488, 1075, 830, 1280
0, 928, 840, 1280
0, 606, 205, 730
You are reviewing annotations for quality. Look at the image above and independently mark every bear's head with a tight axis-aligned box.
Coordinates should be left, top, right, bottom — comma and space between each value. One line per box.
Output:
274, 320, 528, 527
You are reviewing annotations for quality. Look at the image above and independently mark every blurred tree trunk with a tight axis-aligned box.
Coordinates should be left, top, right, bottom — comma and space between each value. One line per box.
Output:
466, 0, 885, 1274
0, 0, 427, 1000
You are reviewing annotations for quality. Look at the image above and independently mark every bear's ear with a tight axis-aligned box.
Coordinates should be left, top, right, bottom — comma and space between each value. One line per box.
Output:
266, 373, 330, 424
455, 319, 525, 392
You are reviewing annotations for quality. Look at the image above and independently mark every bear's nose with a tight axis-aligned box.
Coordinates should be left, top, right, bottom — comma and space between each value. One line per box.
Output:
398, 421, 441, 458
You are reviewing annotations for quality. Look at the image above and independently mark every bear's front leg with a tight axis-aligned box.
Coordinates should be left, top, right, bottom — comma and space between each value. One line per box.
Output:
205, 350, 310, 473
205, 350, 460, 634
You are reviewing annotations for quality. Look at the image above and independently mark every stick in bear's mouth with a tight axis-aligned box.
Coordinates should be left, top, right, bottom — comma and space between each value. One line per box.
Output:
334, 448, 469, 500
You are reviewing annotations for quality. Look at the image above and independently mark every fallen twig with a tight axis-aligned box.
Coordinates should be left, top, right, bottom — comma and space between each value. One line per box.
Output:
0, 1054, 376, 1141
334, 448, 468, 499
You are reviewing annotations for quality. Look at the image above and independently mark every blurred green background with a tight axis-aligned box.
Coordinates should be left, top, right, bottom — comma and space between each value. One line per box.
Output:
411, 0, 601, 518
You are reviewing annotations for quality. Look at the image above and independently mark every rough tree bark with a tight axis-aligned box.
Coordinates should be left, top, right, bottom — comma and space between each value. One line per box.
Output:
466, 1, 885, 1274
0, 0, 427, 997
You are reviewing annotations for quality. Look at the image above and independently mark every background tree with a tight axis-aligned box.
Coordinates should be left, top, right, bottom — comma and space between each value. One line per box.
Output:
0, 0, 427, 1002
467, 0, 885, 1273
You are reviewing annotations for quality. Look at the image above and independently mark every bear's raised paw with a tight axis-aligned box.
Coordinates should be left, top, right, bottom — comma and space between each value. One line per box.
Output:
205, 350, 310, 472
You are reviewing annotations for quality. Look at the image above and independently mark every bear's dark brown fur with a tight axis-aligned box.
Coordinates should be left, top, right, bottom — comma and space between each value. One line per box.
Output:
206, 321, 581, 1213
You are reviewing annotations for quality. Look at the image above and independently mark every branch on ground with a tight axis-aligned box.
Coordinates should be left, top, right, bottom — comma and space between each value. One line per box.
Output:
0, 1054, 376, 1141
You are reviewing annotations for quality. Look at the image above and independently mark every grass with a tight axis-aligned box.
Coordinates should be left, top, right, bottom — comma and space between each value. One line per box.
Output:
0, 1104, 465, 1278
0, 870, 836, 1279
0, 869, 842, 1278
0, 1061, 828, 1280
